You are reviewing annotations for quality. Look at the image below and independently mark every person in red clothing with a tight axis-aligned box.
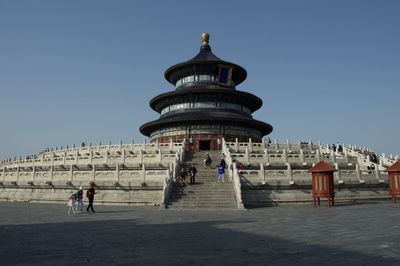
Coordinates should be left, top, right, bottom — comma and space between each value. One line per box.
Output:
86, 181, 96, 213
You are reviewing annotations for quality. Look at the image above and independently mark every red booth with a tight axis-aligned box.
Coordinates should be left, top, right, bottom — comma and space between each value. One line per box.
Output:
310, 161, 336, 207
385, 161, 400, 204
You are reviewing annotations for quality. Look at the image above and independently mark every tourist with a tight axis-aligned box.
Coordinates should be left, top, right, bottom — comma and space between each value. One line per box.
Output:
204, 153, 212, 168
217, 164, 225, 183
67, 191, 76, 214
179, 168, 187, 187
220, 152, 226, 160
220, 157, 226, 169
217, 138, 221, 150
86, 181, 96, 213
189, 136, 194, 151
189, 165, 197, 184
75, 186, 84, 213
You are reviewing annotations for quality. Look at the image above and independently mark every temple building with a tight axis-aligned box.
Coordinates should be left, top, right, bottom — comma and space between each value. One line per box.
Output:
140, 33, 273, 151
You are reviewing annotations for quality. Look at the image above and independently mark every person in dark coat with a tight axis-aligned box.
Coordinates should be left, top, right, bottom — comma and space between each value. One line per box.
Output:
86, 181, 96, 213
189, 165, 197, 184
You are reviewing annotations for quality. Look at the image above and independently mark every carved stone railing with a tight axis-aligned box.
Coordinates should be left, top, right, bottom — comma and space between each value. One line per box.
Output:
161, 164, 174, 207
232, 164, 245, 209
222, 138, 245, 209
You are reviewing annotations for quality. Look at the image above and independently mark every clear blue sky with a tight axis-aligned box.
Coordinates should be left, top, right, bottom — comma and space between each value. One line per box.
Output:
0, 0, 399, 159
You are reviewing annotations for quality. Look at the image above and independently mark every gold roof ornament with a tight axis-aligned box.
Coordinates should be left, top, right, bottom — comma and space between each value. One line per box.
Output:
201, 32, 210, 46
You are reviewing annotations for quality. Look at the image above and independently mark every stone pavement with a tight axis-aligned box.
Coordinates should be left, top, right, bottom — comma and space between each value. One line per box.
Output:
0, 202, 399, 265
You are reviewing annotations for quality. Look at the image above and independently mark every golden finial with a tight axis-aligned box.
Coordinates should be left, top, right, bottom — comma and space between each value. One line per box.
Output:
201, 32, 210, 46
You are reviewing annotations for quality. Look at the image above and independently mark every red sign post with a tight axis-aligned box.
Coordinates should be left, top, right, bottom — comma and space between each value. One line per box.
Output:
385, 161, 400, 204
310, 161, 336, 207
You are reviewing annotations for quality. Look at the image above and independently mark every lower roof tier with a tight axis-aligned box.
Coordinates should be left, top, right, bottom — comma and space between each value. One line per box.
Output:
139, 111, 273, 137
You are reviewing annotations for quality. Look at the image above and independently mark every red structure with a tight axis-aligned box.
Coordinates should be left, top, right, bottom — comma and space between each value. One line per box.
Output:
310, 161, 336, 207
385, 161, 400, 204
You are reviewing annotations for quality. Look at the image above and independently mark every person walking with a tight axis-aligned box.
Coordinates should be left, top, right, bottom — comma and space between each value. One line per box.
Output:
189, 136, 194, 151
86, 181, 96, 213
179, 167, 187, 187
67, 191, 77, 214
75, 186, 84, 213
218, 164, 225, 183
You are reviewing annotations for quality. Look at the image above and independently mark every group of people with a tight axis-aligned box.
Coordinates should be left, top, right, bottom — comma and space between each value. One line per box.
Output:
67, 181, 96, 214
330, 143, 343, 153
178, 164, 197, 187
204, 152, 227, 183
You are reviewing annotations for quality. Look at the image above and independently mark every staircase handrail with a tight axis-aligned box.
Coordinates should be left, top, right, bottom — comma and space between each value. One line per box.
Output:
232, 164, 245, 209
161, 164, 174, 207
222, 138, 245, 209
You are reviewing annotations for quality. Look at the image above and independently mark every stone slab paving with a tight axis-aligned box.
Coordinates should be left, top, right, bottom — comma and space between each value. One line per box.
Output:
0, 202, 399, 265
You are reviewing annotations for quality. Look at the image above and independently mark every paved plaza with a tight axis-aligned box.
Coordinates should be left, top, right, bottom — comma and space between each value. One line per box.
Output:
0, 202, 399, 265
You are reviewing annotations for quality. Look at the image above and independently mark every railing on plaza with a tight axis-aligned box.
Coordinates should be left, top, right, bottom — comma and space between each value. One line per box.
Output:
0, 141, 187, 191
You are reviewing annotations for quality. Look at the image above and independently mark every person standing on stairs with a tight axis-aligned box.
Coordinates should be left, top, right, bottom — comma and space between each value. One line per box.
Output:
204, 153, 212, 168
189, 165, 197, 184
218, 163, 225, 183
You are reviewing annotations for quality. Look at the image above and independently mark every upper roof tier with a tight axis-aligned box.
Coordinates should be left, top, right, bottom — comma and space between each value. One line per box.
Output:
164, 33, 247, 88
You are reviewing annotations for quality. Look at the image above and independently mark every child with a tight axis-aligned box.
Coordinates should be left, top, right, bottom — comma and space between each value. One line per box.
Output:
67, 191, 76, 214
75, 186, 84, 213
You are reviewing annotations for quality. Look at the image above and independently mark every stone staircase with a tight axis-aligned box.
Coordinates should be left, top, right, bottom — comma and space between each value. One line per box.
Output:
166, 150, 238, 209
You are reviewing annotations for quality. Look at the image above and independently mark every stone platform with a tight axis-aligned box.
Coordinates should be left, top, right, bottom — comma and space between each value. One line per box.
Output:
0, 202, 399, 265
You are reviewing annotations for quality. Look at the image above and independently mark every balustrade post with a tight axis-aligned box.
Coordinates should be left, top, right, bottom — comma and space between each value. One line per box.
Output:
287, 139, 291, 150
300, 148, 305, 163
356, 163, 363, 183
169, 138, 173, 150
275, 139, 279, 151
50, 165, 54, 182
70, 165, 74, 183
334, 163, 343, 184
286, 163, 293, 184
248, 138, 253, 152
375, 165, 382, 182
235, 138, 239, 152
32, 166, 36, 181
140, 149, 144, 164
316, 149, 321, 161
331, 150, 336, 163
92, 164, 96, 181
245, 148, 250, 165
75, 150, 79, 164
283, 149, 288, 163
142, 164, 146, 184
264, 148, 269, 163
122, 150, 126, 164
115, 164, 120, 182
260, 163, 265, 185
16, 166, 20, 182
262, 138, 266, 149
158, 149, 162, 164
